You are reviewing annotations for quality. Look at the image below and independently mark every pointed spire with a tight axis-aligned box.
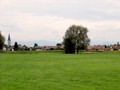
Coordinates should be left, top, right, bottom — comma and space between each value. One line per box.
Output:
8, 34, 11, 41
8, 34, 11, 47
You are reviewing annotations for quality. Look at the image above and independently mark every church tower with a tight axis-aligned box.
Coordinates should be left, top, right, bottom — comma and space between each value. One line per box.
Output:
8, 34, 11, 47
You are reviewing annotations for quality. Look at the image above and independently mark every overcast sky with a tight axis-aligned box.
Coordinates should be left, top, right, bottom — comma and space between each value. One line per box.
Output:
0, 0, 120, 46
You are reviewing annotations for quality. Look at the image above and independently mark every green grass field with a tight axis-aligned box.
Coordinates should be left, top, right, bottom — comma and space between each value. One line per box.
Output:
0, 51, 120, 90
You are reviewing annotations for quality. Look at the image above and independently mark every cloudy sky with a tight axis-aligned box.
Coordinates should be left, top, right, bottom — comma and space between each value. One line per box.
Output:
0, 0, 120, 46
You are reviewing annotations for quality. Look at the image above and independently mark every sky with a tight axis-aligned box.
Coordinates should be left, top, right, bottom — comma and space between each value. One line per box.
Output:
0, 0, 120, 46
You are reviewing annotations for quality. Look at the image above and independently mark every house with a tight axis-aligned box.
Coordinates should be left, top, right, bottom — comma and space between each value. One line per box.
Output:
86, 45, 105, 51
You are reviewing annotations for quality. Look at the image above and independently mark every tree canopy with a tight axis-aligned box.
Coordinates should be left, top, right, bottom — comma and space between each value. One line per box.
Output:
63, 25, 90, 54
14, 42, 18, 51
0, 32, 5, 50
34, 43, 38, 48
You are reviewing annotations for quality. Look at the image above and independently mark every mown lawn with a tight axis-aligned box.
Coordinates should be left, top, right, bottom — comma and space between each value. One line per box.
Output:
0, 51, 120, 90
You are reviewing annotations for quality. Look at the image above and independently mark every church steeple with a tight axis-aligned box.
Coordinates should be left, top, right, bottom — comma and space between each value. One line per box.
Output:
8, 34, 11, 47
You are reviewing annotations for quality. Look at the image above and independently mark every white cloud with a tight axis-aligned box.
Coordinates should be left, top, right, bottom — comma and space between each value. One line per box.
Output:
0, 0, 120, 46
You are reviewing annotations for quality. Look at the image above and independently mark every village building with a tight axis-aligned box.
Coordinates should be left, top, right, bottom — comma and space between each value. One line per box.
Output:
86, 45, 105, 51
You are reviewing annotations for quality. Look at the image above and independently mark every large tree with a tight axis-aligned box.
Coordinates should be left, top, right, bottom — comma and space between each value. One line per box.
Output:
0, 32, 5, 50
63, 25, 90, 54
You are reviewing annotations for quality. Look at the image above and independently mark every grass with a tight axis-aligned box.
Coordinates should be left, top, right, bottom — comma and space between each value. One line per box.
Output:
0, 51, 120, 90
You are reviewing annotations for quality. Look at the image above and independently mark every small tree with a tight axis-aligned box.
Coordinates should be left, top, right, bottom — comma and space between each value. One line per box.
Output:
0, 32, 5, 50
34, 43, 38, 48
63, 25, 90, 54
56, 43, 62, 46
14, 42, 18, 51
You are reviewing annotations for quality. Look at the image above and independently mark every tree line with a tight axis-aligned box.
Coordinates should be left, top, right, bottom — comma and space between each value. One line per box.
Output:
0, 24, 90, 54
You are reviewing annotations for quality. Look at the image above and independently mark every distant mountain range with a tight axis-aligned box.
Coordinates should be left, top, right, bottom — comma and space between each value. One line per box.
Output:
90, 41, 115, 45
5, 40, 58, 47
